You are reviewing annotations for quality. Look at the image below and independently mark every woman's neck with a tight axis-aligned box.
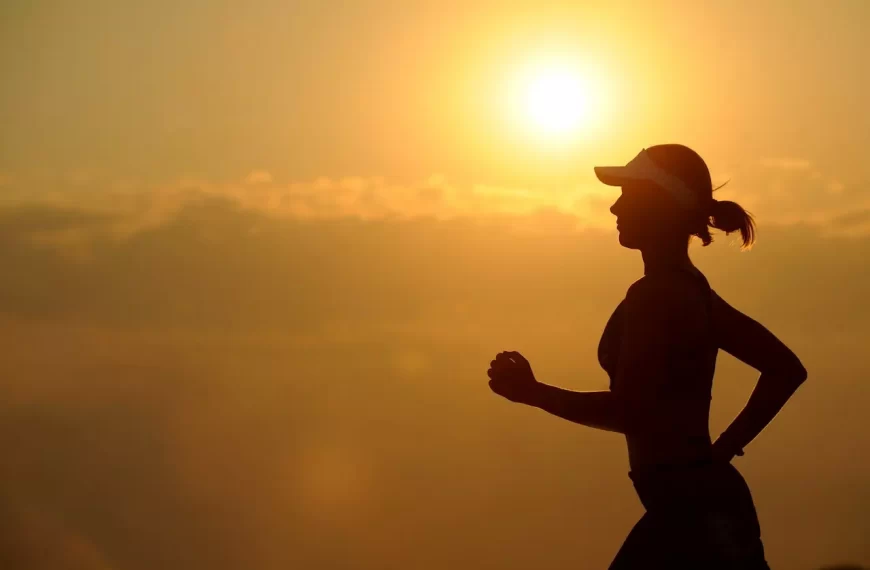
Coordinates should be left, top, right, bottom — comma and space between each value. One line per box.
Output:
641, 244, 693, 276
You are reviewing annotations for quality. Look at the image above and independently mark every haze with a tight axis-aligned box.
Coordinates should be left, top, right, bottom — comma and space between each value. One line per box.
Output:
1, 1, 868, 569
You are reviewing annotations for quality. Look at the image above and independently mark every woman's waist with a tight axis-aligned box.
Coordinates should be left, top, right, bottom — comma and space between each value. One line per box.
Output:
620, 398, 711, 439
626, 432, 713, 474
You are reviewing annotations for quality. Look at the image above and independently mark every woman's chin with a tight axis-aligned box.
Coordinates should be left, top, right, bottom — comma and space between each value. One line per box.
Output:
617, 232, 642, 250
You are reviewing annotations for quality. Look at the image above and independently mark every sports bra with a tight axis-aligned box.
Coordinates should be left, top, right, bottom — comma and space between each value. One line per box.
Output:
598, 266, 716, 395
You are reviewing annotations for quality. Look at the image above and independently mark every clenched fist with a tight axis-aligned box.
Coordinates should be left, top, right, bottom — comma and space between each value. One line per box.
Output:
487, 351, 539, 404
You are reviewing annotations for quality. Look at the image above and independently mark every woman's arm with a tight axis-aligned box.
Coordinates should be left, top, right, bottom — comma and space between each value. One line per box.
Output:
491, 275, 696, 435
524, 384, 625, 433
487, 274, 700, 435
487, 351, 625, 433
711, 293, 808, 458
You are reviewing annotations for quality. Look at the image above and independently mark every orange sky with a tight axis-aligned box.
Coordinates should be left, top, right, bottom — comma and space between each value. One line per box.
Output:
2, 1, 869, 211
1, 2, 868, 569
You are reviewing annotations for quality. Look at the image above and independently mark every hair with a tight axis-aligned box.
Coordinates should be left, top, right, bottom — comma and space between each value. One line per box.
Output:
646, 144, 756, 250
699, 187, 756, 250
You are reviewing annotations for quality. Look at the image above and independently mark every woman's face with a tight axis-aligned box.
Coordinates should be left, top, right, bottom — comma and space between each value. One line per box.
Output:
609, 181, 686, 250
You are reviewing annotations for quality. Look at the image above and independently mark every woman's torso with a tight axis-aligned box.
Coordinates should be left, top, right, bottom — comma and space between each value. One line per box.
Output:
598, 265, 719, 471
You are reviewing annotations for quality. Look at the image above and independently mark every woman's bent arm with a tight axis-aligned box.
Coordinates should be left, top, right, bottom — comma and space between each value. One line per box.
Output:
712, 293, 808, 456
714, 367, 807, 456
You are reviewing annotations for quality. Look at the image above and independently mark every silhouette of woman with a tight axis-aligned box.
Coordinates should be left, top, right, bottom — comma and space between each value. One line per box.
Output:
487, 144, 807, 569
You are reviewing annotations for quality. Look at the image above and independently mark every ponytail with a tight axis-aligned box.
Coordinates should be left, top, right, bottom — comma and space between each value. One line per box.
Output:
710, 199, 756, 249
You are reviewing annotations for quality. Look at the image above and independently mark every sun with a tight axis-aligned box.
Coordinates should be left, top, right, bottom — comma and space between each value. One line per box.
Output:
525, 68, 589, 136
506, 59, 605, 144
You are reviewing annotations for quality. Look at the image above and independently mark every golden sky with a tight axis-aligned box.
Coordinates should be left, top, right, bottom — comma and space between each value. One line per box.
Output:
1, 2, 869, 569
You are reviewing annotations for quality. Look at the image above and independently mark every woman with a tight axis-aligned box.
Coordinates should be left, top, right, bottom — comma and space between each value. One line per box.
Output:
486, 144, 807, 569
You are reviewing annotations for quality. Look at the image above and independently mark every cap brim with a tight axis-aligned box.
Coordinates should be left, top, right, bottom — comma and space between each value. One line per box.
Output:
594, 155, 700, 211
594, 166, 632, 187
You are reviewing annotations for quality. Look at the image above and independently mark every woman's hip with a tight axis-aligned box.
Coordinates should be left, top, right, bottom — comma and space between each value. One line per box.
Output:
612, 462, 768, 568
628, 460, 761, 524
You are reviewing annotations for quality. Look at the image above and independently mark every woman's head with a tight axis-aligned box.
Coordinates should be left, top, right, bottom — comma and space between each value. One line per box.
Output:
595, 144, 755, 251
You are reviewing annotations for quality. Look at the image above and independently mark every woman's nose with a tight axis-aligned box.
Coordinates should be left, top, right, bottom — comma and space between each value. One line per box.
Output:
610, 197, 621, 216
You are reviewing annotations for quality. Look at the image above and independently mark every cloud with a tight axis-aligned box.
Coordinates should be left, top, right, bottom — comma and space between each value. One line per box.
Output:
244, 170, 273, 184
759, 157, 813, 170
0, 173, 598, 243
727, 159, 870, 235
2, 166, 870, 267
831, 208, 870, 227
2, 191, 870, 340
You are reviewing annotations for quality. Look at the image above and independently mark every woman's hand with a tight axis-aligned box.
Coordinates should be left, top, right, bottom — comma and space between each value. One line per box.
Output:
487, 351, 539, 404
711, 435, 745, 463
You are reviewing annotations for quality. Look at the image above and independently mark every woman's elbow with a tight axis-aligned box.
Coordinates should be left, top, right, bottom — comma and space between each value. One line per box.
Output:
786, 351, 808, 384
792, 362, 808, 385
771, 358, 807, 388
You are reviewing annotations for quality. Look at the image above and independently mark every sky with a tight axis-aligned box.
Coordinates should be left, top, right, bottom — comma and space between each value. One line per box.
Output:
1, 1, 869, 569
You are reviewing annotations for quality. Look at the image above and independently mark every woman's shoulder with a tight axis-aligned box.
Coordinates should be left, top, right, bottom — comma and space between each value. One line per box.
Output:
623, 270, 710, 318
626, 269, 705, 297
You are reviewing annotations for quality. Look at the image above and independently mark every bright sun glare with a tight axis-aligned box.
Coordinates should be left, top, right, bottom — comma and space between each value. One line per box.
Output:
508, 59, 606, 144
525, 68, 589, 136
